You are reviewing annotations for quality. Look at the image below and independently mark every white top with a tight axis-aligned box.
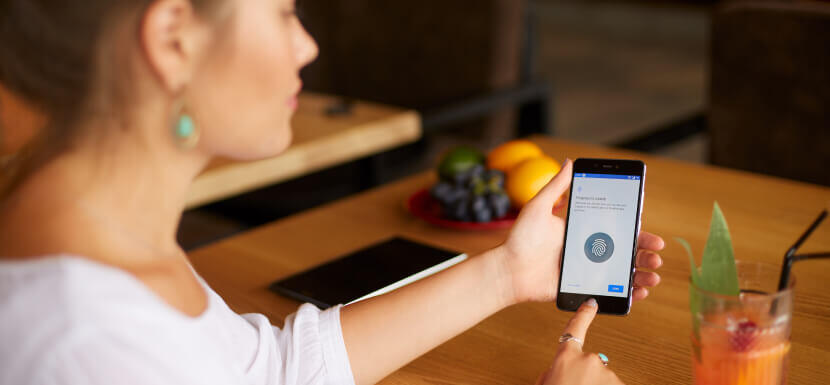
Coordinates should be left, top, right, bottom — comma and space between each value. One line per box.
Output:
0, 256, 356, 385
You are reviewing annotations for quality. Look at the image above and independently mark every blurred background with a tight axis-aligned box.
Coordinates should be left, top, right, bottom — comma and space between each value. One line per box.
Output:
179, 0, 829, 248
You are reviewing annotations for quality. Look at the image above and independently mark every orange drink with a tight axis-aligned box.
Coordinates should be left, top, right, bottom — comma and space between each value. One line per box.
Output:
691, 261, 793, 385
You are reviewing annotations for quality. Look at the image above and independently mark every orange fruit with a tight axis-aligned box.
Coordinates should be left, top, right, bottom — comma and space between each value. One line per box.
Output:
506, 156, 562, 207
487, 140, 544, 173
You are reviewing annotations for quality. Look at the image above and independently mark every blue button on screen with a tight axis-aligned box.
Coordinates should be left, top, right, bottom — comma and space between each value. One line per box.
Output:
608, 285, 624, 293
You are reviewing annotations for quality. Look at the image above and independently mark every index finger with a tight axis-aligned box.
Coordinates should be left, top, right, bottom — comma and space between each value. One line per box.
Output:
559, 298, 598, 351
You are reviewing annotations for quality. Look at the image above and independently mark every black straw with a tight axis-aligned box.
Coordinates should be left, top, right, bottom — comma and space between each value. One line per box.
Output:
777, 210, 828, 291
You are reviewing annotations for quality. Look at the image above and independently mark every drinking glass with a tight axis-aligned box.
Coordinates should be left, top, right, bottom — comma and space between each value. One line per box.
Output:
690, 260, 793, 385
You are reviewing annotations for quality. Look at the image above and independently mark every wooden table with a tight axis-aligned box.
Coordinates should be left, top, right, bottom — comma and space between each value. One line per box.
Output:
185, 92, 421, 208
190, 136, 830, 384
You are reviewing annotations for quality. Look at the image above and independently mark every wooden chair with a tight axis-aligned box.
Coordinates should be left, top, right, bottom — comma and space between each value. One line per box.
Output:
708, 0, 830, 186
298, 0, 550, 142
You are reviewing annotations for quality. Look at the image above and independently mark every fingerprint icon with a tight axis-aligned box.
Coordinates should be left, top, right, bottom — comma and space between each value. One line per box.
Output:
591, 238, 607, 257
584, 232, 614, 263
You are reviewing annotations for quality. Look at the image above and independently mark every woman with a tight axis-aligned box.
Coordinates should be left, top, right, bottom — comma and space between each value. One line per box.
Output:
0, 0, 664, 384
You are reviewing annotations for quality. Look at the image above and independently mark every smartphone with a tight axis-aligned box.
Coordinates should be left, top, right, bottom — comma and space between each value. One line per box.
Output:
556, 158, 646, 315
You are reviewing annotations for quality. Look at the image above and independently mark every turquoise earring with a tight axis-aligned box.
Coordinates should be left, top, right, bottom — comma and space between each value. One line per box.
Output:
172, 101, 200, 149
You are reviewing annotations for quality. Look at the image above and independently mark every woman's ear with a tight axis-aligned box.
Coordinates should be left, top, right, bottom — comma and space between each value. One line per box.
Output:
139, 0, 205, 93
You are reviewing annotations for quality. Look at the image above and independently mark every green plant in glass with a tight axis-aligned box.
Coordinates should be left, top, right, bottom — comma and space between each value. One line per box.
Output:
679, 203, 795, 385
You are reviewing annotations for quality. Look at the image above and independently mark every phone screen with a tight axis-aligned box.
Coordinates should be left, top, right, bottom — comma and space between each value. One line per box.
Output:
560, 171, 643, 299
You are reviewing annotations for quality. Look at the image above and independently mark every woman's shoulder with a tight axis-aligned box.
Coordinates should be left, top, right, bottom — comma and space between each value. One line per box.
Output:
1, 256, 158, 316
0, 256, 200, 383
0, 256, 257, 384
0, 256, 186, 346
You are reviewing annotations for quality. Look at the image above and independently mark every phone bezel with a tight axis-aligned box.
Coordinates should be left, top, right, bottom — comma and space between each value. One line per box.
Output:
556, 158, 646, 315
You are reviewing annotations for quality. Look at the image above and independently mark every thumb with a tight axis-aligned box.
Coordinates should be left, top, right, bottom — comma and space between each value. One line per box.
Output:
527, 159, 572, 209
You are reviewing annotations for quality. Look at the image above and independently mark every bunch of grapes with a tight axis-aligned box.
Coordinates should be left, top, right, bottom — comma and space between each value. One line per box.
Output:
430, 164, 512, 222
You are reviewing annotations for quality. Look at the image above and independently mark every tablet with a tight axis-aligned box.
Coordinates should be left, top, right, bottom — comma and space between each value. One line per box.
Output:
268, 237, 467, 309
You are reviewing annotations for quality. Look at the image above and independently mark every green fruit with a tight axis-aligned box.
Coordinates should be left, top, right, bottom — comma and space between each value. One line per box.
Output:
437, 146, 485, 181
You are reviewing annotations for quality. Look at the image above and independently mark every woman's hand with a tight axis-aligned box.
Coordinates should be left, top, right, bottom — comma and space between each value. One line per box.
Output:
536, 299, 624, 385
498, 159, 665, 304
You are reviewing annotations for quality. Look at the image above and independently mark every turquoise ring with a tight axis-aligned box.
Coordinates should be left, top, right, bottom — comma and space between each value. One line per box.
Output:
597, 353, 609, 366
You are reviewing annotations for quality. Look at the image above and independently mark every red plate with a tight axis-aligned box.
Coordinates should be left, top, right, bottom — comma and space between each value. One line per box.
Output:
406, 188, 519, 230
407, 188, 569, 231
